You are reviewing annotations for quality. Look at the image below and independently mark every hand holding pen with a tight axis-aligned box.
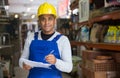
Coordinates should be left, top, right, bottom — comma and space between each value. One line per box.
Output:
45, 50, 56, 64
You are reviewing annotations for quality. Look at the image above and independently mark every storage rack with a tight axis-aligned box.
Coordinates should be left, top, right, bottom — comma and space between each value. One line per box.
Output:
70, 0, 120, 51
70, 0, 120, 78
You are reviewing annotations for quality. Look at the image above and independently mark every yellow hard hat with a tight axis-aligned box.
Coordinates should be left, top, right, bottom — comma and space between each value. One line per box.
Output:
37, 2, 57, 17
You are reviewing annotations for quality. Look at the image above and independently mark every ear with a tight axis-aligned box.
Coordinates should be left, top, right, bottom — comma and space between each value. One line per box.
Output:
38, 19, 41, 24
37, 19, 41, 27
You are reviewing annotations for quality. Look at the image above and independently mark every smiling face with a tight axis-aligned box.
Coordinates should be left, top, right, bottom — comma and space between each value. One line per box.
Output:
38, 14, 56, 34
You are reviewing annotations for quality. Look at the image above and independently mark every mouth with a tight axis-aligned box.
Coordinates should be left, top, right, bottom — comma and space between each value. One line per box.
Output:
44, 25, 50, 28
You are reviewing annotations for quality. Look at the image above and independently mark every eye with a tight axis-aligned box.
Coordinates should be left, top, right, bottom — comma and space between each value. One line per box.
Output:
48, 17, 54, 21
40, 17, 45, 21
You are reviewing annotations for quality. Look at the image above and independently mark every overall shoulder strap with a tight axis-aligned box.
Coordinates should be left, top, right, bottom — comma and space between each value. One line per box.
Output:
34, 32, 38, 40
52, 34, 62, 42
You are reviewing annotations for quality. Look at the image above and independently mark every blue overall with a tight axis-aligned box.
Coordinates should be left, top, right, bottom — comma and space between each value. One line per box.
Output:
28, 32, 62, 78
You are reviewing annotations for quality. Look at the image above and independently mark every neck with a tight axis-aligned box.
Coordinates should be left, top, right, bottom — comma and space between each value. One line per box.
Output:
41, 31, 55, 40
42, 30, 55, 35
42, 31, 55, 35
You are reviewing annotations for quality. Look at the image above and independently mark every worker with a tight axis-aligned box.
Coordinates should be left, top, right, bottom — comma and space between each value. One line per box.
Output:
19, 2, 73, 78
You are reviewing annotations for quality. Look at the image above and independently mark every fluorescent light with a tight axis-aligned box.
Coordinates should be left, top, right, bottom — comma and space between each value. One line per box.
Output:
30, 0, 34, 2
4, 5, 9, 10
31, 14, 36, 19
14, 14, 19, 18
27, 8, 31, 12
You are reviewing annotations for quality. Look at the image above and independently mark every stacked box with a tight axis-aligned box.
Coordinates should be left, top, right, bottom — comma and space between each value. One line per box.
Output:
116, 63, 120, 77
81, 50, 120, 78
82, 50, 109, 60
112, 52, 120, 63
82, 50, 109, 66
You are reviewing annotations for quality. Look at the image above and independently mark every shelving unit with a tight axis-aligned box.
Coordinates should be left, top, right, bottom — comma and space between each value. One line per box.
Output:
0, 45, 14, 78
72, 10, 120, 27
90, 10, 120, 24
70, 0, 120, 78
70, 1, 120, 50
70, 10, 120, 51
71, 41, 120, 51
0, 14, 20, 77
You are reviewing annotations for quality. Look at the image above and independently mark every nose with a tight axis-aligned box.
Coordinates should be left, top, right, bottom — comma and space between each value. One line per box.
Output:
45, 19, 49, 25
45, 20, 48, 25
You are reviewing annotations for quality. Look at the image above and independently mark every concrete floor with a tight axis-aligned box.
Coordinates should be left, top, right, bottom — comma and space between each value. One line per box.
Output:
13, 67, 72, 78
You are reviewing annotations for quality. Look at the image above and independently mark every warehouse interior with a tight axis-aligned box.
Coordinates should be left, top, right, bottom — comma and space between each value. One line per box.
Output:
0, 0, 120, 78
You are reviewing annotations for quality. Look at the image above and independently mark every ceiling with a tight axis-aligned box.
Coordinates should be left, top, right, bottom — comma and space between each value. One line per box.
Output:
8, 0, 60, 19
8, 0, 74, 19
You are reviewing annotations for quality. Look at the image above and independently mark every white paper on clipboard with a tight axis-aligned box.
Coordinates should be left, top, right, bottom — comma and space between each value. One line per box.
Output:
21, 58, 51, 68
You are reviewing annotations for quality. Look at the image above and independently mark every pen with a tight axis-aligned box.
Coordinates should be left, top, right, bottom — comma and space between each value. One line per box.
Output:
44, 50, 54, 60
49, 50, 54, 54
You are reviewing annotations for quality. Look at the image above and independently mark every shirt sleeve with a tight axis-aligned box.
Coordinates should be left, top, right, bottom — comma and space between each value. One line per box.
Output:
19, 33, 33, 68
55, 36, 73, 73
